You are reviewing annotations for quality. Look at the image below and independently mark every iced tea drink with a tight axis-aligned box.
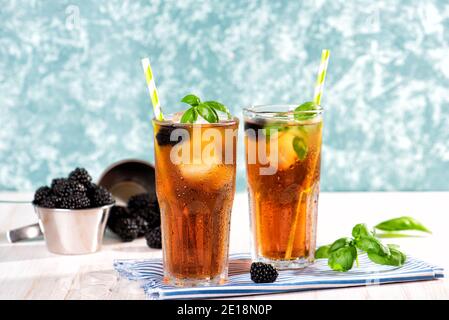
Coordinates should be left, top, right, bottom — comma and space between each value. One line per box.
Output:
244, 105, 323, 268
153, 115, 238, 286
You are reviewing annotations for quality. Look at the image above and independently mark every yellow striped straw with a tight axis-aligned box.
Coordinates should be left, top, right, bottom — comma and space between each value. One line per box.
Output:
313, 49, 330, 106
141, 58, 164, 120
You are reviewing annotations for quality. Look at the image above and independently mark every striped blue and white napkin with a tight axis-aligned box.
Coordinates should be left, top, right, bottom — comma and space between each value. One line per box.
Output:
114, 253, 444, 300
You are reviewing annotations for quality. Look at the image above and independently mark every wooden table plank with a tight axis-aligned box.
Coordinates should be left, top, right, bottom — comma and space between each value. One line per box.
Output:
0, 192, 447, 299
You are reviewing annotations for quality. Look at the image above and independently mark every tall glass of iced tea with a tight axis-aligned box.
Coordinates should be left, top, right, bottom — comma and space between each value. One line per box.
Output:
153, 114, 239, 286
244, 105, 323, 268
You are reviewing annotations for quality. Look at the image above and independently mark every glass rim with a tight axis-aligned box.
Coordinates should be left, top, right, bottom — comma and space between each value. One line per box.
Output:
152, 116, 239, 127
243, 104, 324, 119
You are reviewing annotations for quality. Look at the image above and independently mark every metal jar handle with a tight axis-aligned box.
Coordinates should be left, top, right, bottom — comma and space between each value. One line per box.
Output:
1, 200, 43, 243
7, 223, 43, 243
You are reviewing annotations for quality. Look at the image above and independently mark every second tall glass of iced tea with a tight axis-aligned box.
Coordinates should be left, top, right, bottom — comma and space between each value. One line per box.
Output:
153, 115, 239, 286
244, 105, 323, 268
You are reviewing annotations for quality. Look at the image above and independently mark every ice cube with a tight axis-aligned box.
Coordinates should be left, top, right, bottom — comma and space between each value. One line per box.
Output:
179, 162, 215, 178
176, 134, 231, 190
217, 111, 231, 122
194, 116, 210, 124
170, 111, 184, 123
179, 160, 232, 190
269, 131, 302, 171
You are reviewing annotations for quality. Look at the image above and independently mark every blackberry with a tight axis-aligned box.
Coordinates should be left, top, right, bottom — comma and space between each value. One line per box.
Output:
90, 185, 114, 207
51, 178, 67, 192
128, 193, 160, 228
85, 182, 97, 197
34, 168, 107, 210
51, 178, 86, 198
244, 120, 265, 132
135, 216, 151, 236
145, 226, 162, 249
59, 194, 91, 209
68, 167, 92, 186
147, 207, 160, 228
127, 193, 157, 211
114, 217, 139, 242
250, 262, 278, 283
33, 186, 52, 205
129, 206, 160, 228
244, 120, 266, 138
107, 205, 130, 232
155, 126, 182, 146
39, 195, 60, 208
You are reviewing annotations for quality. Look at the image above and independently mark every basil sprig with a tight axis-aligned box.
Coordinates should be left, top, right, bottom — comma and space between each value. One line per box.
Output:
294, 101, 319, 121
315, 245, 331, 259
375, 216, 431, 234
292, 136, 308, 160
180, 94, 231, 123
368, 245, 406, 266
328, 243, 358, 272
180, 106, 198, 123
316, 223, 407, 272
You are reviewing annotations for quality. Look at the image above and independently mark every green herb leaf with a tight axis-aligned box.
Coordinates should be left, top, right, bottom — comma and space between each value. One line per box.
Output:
375, 233, 425, 239
352, 223, 373, 240
180, 107, 198, 124
329, 237, 353, 253
197, 103, 219, 123
328, 245, 357, 272
315, 245, 331, 259
181, 94, 201, 107
375, 216, 431, 234
355, 235, 390, 256
262, 123, 285, 138
322, 222, 410, 272
203, 101, 231, 119
210, 104, 219, 120
387, 244, 400, 249
367, 246, 406, 266
294, 101, 319, 121
292, 136, 308, 160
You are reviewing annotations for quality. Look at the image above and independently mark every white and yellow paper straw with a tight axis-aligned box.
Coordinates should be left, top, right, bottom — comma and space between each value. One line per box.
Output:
313, 49, 330, 106
285, 49, 331, 260
141, 58, 164, 120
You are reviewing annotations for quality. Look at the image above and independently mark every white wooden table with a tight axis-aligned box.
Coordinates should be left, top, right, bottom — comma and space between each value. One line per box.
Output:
0, 192, 447, 299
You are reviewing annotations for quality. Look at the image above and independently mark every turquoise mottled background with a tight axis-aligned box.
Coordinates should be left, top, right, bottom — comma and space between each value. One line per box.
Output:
1, 0, 449, 192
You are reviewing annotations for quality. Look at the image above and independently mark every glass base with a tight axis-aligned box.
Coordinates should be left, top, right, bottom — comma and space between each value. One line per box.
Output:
163, 272, 227, 287
257, 256, 313, 270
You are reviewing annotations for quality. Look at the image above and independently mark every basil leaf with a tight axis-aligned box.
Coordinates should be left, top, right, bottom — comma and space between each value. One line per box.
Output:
387, 244, 400, 249
203, 101, 231, 119
329, 237, 353, 253
367, 253, 391, 265
262, 123, 285, 138
376, 233, 422, 239
375, 216, 431, 234
292, 136, 308, 160
294, 101, 318, 121
328, 245, 357, 272
180, 107, 198, 124
197, 103, 218, 123
368, 247, 406, 266
355, 235, 390, 256
209, 104, 219, 120
315, 245, 331, 259
352, 223, 373, 240
390, 247, 407, 265
181, 94, 201, 107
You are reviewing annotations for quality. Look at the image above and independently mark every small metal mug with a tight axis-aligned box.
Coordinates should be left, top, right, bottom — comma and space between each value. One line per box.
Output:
33, 204, 113, 255
6, 159, 155, 255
